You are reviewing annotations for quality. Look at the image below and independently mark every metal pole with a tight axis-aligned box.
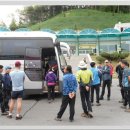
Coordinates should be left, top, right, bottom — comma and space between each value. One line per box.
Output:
96, 35, 100, 55
76, 35, 79, 56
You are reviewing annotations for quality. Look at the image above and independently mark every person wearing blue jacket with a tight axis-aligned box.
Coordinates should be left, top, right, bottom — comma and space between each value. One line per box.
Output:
100, 60, 111, 100
1, 66, 12, 115
90, 62, 101, 106
55, 65, 77, 122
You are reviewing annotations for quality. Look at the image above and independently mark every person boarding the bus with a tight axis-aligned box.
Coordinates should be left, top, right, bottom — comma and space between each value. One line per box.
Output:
45, 67, 57, 103
7, 61, 25, 120
1, 66, 12, 115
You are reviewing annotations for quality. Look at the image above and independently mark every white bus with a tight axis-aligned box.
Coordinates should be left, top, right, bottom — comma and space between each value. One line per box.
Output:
0, 31, 67, 97
114, 22, 130, 32
60, 42, 71, 58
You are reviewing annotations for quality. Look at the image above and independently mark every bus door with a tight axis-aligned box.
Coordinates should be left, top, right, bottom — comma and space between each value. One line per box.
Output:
24, 48, 43, 91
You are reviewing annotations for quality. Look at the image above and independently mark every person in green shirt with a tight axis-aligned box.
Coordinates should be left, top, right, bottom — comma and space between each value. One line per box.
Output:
76, 61, 93, 118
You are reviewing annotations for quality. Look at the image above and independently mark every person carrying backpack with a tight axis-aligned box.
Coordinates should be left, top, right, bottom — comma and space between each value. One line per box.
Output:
45, 67, 57, 103
1, 66, 12, 115
120, 60, 130, 112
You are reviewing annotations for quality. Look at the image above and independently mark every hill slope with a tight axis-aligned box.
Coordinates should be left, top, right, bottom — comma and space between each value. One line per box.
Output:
29, 9, 130, 31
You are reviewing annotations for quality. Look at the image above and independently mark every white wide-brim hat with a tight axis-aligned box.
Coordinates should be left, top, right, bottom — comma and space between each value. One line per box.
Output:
78, 61, 87, 68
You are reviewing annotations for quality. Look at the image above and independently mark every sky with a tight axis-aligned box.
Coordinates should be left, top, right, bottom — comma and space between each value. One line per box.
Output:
0, 5, 24, 27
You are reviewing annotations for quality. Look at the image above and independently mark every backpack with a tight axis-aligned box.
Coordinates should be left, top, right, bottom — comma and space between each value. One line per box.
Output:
122, 68, 130, 89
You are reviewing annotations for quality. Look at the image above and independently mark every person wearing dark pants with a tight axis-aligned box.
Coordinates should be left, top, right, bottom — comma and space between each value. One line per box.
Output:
80, 86, 92, 114
123, 90, 130, 108
116, 60, 124, 103
90, 62, 101, 106
100, 60, 111, 100
77, 61, 93, 118
120, 60, 130, 112
57, 95, 76, 121
91, 85, 100, 105
100, 80, 111, 100
55, 65, 77, 122
45, 68, 57, 103
47, 86, 55, 100
1, 66, 12, 115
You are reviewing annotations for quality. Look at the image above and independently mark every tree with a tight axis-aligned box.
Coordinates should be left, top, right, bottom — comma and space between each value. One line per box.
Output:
9, 18, 18, 31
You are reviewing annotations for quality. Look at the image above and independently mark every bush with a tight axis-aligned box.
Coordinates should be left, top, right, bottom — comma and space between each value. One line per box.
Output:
96, 56, 105, 64
100, 52, 110, 59
100, 52, 129, 61
119, 52, 129, 59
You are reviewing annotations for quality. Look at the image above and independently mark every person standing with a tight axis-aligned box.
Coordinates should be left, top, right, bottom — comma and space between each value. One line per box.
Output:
45, 67, 57, 103
100, 60, 111, 100
90, 62, 101, 106
76, 61, 93, 118
116, 60, 124, 103
0, 65, 3, 109
120, 60, 130, 112
1, 66, 12, 115
55, 65, 77, 122
109, 61, 114, 86
7, 61, 25, 120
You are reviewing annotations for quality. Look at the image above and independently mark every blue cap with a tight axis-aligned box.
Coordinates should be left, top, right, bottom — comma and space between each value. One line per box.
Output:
5, 66, 12, 70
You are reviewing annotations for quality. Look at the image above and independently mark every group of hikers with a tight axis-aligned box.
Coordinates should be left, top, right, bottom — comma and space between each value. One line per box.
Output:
0, 58, 130, 122
53, 58, 130, 122
0, 61, 25, 120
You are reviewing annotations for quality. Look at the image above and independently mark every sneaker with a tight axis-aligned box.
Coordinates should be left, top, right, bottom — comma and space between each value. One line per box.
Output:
55, 117, 62, 121
121, 105, 127, 109
87, 112, 93, 118
91, 103, 94, 106
96, 103, 101, 106
81, 113, 87, 117
125, 108, 130, 112
119, 100, 123, 103
1, 111, 8, 116
69, 119, 74, 122
99, 97, 104, 100
7, 114, 12, 119
16, 115, 22, 120
107, 97, 110, 101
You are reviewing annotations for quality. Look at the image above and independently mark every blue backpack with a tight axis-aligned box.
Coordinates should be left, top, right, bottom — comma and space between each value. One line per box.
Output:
122, 68, 130, 89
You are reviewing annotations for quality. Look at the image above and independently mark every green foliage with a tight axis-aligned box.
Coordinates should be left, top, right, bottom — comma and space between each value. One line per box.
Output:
29, 9, 130, 31
9, 18, 18, 31
96, 56, 105, 64
99, 52, 129, 61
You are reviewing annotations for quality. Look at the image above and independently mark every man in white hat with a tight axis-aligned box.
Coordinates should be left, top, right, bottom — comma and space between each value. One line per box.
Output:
76, 61, 93, 118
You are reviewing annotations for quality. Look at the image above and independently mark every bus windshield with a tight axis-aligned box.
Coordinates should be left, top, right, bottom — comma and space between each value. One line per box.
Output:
57, 46, 67, 68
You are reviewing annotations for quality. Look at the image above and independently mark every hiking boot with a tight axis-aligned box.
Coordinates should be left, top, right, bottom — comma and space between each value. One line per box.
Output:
7, 114, 12, 119
96, 103, 101, 106
119, 100, 124, 103
16, 115, 22, 120
107, 97, 110, 101
87, 112, 93, 118
121, 105, 127, 109
69, 119, 74, 122
81, 113, 87, 117
125, 108, 130, 112
1, 111, 8, 116
99, 97, 104, 100
55, 117, 62, 121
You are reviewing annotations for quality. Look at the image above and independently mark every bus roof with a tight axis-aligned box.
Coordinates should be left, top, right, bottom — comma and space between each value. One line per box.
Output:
0, 31, 57, 42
